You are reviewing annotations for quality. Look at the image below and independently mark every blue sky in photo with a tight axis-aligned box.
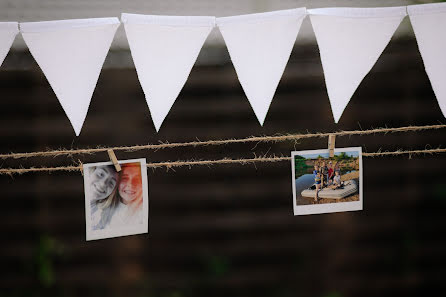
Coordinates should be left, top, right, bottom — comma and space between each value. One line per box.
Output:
296, 150, 359, 160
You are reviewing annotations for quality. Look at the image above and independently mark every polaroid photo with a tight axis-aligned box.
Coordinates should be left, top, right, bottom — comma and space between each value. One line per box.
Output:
291, 147, 363, 216
83, 158, 149, 240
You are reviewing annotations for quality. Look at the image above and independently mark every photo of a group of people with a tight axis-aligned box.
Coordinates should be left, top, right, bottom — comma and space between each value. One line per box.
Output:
291, 147, 363, 216
83, 158, 148, 241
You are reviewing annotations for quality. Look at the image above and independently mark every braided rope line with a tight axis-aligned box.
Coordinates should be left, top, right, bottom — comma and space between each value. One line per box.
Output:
1, 148, 445, 176
0, 124, 444, 160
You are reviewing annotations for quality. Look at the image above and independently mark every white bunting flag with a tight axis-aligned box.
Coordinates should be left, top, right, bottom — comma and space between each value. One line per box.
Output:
21, 18, 120, 136
217, 8, 307, 125
0, 22, 18, 67
308, 7, 407, 122
122, 13, 215, 131
408, 3, 446, 118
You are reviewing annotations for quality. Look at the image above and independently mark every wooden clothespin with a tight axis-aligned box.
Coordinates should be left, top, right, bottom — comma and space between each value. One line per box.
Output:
328, 134, 336, 158
107, 149, 121, 172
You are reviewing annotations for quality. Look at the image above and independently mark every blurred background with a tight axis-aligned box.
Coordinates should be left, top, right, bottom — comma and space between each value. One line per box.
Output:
1, 0, 445, 296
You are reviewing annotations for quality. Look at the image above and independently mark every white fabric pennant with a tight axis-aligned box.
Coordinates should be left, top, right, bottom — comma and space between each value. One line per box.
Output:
217, 8, 307, 125
308, 7, 407, 122
21, 18, 120, 136
408, 3, 446, 118
122, 13, 215, 131
0, 22, 18, 67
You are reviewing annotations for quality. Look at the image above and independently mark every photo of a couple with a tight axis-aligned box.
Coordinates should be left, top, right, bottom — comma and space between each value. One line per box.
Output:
84, 159, 148, 240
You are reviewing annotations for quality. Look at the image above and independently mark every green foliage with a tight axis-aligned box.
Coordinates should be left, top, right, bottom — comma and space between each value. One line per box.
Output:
294, 159, 306, 168
205, 255, 230, 277
34, 235, 65, 288
294, 158, 310, 176
334, 152, 353, 161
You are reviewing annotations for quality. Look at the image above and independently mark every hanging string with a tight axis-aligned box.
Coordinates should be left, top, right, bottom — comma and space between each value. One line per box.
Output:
1, 147, 445, 176
0, 124, 444, 160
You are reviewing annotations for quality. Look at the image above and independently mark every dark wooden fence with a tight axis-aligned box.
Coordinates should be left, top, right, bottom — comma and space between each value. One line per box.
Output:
0, 36, 445, 297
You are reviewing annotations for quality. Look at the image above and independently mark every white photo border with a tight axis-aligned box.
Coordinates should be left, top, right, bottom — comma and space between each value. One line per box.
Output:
84, 158, 149, 241
291, 147, 363, 216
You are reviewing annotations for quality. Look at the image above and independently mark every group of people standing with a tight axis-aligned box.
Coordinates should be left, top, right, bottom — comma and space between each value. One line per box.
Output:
86, 163, 144, 230
313, 160, 342, 202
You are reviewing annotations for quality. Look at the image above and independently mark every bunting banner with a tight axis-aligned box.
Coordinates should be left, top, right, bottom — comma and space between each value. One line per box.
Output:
408, 2, 446, 118
21, 18, 120, 136
0, 22, 19, 67
122, 13, 215, 131
217, 8, 306, 125
308, 7, 407, 123
0, 5, 444, 136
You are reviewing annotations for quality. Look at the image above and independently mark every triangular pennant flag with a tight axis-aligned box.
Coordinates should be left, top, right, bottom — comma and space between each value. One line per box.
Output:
308, 7, 407, 122
217, 8, 307, 125
21, 18, 120, 136
408, 3, 446, 118
122, 13, 215, 131
0, 22, 18, 67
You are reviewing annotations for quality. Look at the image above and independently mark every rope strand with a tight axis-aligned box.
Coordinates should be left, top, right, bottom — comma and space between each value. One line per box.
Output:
1, 148, 445, 175
0, 124, 444, 160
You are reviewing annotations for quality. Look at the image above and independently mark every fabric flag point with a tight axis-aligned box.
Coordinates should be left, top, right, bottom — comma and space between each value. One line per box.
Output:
0, 22, 19, 67
21, 18, 120, 136
217, 8, 307, 125
408, 3, 446, 118
308, 7, 407, 123
122, 13, 215, 132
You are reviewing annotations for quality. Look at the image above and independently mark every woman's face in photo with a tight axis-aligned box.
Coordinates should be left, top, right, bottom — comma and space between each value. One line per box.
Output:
118, 165, 143, 205
89, 166, 117, 202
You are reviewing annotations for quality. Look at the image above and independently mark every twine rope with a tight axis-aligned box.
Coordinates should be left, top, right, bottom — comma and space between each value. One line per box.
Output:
1, 148, 445, 176
0, 124, 444, 160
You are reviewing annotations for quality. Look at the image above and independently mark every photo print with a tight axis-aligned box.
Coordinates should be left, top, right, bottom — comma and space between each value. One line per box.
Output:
83, 158, 149, 240
291, 147, 363, 216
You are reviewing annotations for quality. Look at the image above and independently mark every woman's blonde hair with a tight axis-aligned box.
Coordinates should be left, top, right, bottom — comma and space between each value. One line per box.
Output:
89, 165, 120, 229
96, 185, 120, 229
